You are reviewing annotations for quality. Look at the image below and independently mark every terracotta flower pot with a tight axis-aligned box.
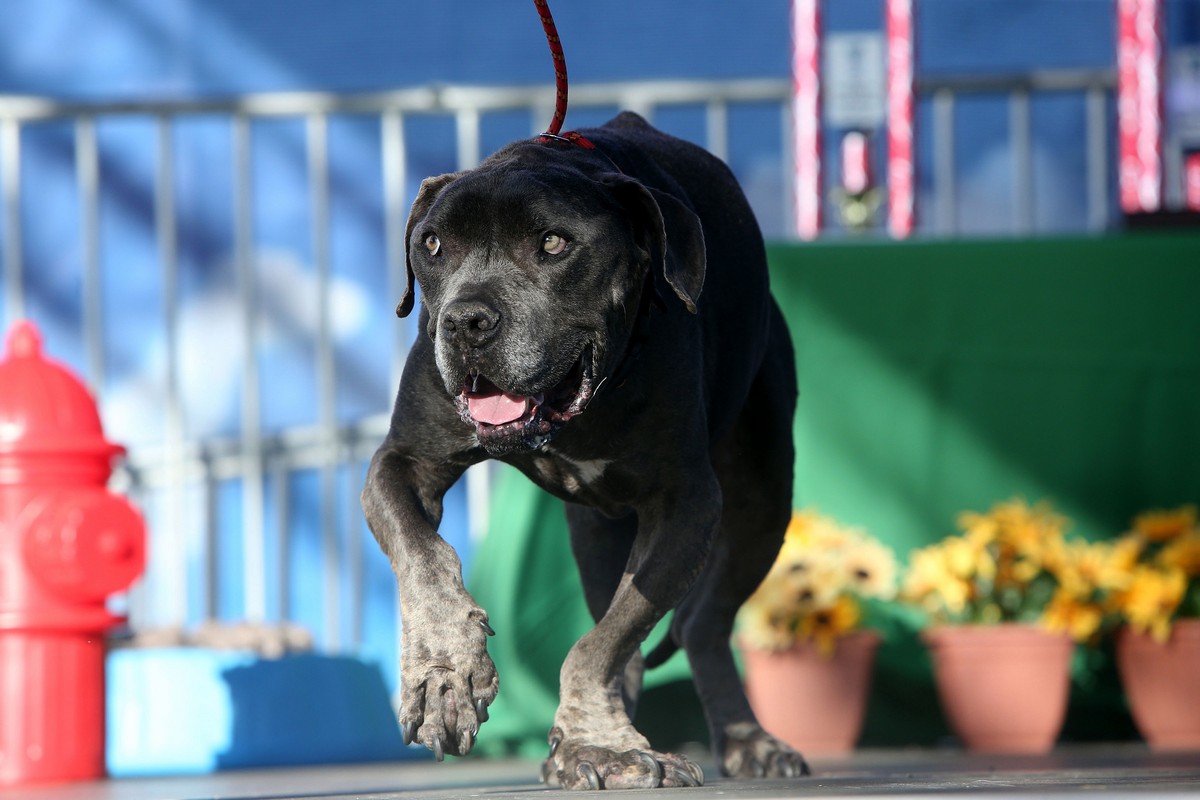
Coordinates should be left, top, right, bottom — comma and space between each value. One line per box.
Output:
1116, 619, 1200, 751
740, 630, 880, 756
923, 624, 1073, 754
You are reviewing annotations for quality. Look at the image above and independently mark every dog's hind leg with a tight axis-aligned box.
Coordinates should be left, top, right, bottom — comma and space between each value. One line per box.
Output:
672, 306, 809, 779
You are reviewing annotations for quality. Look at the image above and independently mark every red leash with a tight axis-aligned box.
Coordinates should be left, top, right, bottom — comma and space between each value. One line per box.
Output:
534, 0, 596, 149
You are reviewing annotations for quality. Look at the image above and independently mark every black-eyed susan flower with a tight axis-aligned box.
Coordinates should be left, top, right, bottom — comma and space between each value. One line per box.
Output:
738, 509, 897, 658
798, 596, 861, 658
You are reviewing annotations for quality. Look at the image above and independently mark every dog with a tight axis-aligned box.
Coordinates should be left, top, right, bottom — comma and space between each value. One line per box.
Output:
362, 111, 806, 789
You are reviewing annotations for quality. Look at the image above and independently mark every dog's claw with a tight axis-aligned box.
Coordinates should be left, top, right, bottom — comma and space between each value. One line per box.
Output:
577, 762, 602, 790
669, 765, 701, 788
478, 619, 496, 636
430, 734, 444, 762
685, 760, 705, 785
459, 729, 474, 754
476, 698, 490, 723
548, 733, 561, 757
638, 752, 663, 781
401, 720, 417, 745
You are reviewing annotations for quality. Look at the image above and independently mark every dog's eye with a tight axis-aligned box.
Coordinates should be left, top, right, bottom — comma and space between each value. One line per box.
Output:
424, 233, 441, 257
541, 233, 567, 256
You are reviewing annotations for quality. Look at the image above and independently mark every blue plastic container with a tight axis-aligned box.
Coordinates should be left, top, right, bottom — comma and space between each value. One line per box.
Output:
107, 649, 422, 776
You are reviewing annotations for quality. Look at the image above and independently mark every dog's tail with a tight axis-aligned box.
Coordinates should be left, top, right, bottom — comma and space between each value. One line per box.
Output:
642, 632, 680, 669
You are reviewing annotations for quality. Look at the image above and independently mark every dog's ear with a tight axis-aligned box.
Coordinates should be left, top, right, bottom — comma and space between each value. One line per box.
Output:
602, 174, 706, 314
398, 172, 461, 318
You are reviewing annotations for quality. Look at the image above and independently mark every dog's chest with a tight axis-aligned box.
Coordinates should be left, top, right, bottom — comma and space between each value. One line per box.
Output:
531, 450, 611, 495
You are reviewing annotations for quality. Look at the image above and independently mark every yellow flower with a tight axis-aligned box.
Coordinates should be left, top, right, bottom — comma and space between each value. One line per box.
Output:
757, 535, 834, 608
1051, 539, 1132, 597
944, 536, 990, 580
798, 595, 861, 657
1132, 506, 1197, 543
902, 499, 1087, 627
901, 546, 939, 599
1041, 587, 1104, 643
791, 554, 841, 608
975, 498, 1067, 558
741, 509, 897, 649
842, 536, 899, 600
1110, 534, 1145, 572
805, 515, 859, 553
1158, 531, 1200, 578
783, 509, 818, 543
902, 545, 973, 615
1004, 553, 1044, 585
744, 569, 787, 617
738, 602, 797, 651
957, 509, 1000, 548
1111, 565, 1187, 643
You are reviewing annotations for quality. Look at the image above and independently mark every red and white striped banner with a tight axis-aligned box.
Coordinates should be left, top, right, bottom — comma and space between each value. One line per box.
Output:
1117, 0, 1164, 213
792, 0, 822, 240
886, 0, 915, 237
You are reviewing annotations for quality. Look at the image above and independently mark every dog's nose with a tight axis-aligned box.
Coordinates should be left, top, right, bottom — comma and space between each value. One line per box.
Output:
441, 300, 501, 346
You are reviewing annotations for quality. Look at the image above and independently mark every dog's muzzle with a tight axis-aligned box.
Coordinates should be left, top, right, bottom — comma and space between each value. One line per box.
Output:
454, 344, 596, 453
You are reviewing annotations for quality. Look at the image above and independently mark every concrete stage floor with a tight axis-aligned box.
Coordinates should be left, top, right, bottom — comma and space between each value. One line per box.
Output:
12, 746, 1200, 800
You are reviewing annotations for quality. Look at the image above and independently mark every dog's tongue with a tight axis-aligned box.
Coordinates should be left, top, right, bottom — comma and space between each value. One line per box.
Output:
468, 391, 529, 426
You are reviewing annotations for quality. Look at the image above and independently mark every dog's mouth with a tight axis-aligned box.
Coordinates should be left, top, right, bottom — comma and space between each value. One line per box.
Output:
454, 344, 596, 452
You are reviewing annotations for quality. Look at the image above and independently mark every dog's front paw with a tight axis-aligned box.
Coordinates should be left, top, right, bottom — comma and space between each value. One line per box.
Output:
539, 728, 705, 790
720, 722, 809, 778
399, 609, 498, 759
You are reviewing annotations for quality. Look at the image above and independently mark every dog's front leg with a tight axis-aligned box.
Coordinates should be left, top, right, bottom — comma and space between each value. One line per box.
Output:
544, 478, 719, 790
362, 444, 497, 760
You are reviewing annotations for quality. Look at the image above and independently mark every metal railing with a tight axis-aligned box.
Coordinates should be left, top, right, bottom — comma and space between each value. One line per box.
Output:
0, 70, 1120, 671
918, 69, 1118, 235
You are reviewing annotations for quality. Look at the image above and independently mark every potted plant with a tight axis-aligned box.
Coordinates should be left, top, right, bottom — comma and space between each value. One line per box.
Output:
737, 510, 898, 756
900, 498, 1120, 754
1106, 505, 1200, 751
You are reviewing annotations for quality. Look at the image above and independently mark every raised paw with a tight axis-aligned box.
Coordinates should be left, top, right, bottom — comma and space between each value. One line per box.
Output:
720, 721, 810, 779
540, 731, 705, 790
398, 611, 499, 760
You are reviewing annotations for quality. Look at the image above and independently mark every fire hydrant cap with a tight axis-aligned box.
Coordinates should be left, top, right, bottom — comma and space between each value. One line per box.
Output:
0, 320, 123, 457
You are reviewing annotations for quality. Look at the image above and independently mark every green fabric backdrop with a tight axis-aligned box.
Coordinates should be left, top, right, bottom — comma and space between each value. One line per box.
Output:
466, 232, 1200, 756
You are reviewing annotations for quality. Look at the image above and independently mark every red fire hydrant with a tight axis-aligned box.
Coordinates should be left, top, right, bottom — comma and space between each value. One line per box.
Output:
0, 320, 145, 786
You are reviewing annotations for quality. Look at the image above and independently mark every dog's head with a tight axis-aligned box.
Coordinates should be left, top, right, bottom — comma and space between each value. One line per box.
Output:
399, 142, 705, 455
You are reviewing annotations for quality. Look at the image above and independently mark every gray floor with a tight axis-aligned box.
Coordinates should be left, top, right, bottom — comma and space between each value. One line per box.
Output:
9, 746, 1200, 800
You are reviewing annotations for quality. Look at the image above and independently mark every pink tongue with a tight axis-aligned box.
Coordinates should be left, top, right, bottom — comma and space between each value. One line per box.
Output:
468, 392, 529, 426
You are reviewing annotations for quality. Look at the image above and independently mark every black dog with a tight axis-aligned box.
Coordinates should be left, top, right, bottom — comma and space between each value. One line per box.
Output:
362, 112, 806, 789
